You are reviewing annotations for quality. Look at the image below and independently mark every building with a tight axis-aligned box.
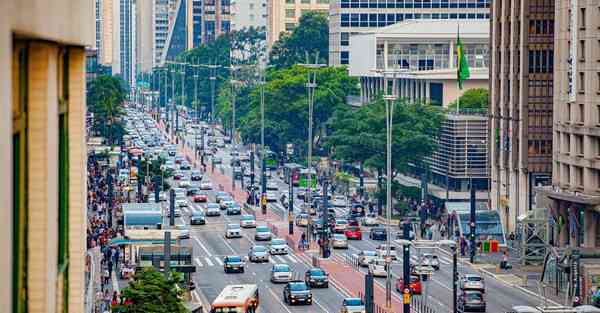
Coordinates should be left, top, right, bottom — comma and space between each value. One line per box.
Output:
0, 0, 92, 311
536, 0, 600, 250
267, 0, 329, 49
348, 19, 489, 107
120, 0, 135, 86
489, 0, 554, 233
137, 0, 154, 73
100, 0, 116, 65
329, 0, 491, 66
231, 0, 267, 31
153, 0, 171, 66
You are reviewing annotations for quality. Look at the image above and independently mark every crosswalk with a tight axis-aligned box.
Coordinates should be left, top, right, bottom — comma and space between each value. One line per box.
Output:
193, 253, 301, 268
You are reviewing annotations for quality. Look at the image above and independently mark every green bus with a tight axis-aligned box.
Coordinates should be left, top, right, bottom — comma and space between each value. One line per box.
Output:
298, 168, 317, 189
262, 150, 278, 170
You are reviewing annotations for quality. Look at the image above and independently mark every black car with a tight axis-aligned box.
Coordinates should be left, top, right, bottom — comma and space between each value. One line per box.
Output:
369, 227, 387, 240
457, 290, 486, 312
187, 187, 201, 196
223, 256, 245, 273
304, 268, 329, 288
190, 171, 202, 181
283, 281, 313, 305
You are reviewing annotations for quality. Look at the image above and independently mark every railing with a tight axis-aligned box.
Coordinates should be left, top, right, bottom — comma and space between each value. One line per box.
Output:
410, 296, 439, 313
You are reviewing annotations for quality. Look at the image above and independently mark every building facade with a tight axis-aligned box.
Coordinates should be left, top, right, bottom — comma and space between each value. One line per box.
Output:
329, 0, 490, 66
537, 0, 600, 249
0, 0, 92, 312
348, 20, 489, 107
267, 0, 329, 49
120, 0, 134, 86
489, 0, 554, 233
136, 0, 154, 73
231, 0, 268, 31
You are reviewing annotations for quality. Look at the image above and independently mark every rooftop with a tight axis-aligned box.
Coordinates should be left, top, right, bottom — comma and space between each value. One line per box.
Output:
362, 20, 489, 39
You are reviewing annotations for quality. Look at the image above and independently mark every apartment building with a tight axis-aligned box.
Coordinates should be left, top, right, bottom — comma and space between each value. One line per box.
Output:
489, 0, 554, 233
329, 0, 490, 66
232, 0, 268, 30
537, 0, 600, 249
267, 0, 330, 49
0, 0, 92, 312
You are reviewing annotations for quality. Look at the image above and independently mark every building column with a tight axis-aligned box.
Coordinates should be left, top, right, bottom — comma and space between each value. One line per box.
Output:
558, 202, 568, 247
383, 40, 389, 70
425, 80, 430, 102
583, 209, 596, 248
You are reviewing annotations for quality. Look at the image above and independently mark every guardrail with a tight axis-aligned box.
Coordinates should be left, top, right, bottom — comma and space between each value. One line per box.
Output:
410, 296, 439, 313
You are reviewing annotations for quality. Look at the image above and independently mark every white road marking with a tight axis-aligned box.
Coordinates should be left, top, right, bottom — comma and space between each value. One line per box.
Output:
204, 257, 214, 266
214, 257, 223, 266
220, 236, 238, 254
194, 257, 203, 267
273, 255, 286, 263
268, 257, 275, 264
264, 285, 294, 313
284, 254, 298, 263
193, 237, 213, 257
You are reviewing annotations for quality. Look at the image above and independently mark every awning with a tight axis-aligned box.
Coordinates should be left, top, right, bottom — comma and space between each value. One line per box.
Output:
108, 238, 176, 246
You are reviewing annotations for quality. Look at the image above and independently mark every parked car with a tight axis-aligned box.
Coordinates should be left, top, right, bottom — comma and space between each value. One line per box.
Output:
369, 227, 387, 240
240, 214, 257, 228
457, 290, 486, 312
223, 255, 245, 273
269, 238, 289, 255
340, 298, 366, 313
255, 226, 272, 241
344, 226, 363, 240
304, 268, 329, 288
248, 245, 269, 263
358, 250, 378, 267
395, 274, 422, 295
332, 234, 349, 249
283, 281, 312, 305
270, 264, 293, 283
225, 223, 242, 238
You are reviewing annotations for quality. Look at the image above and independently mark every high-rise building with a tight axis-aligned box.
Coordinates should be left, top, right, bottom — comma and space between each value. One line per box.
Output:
120, 0, 134, 86
232, 0, 268, 31
489, 0, 554, 233
0, 0, 92, 312
137, 0, 154, 73
267, 0, 329, 49
101, 0, 116, 65
329, 0, 491, 66
537, 0, 600, 250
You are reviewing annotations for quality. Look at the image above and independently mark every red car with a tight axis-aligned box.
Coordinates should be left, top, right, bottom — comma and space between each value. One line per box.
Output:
344, 226, 362, 240
193, 194, 208, 203
395, 274, 422, 295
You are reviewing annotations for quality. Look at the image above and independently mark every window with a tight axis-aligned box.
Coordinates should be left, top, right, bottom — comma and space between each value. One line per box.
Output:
579, 8, 586, 29
575, 135, 583, 156
341, 51, 349, 64
285, 23, 296, 31
285, 0, 294, 4
12, 40, 28, 313
575, 166, 583, 187
578, 103, 584, 124
567, 102, 572, 122
249, 3, 255, 9
340, 32, 349, 46
285, 9, 295, 18
579, 40, 585, 60
565, 133, 571, 154
579, 72, 585, 93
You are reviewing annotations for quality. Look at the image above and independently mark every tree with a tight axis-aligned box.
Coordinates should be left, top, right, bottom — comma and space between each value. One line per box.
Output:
230, 26, 266, 65
87, 75, 128, 145
115, 268, 188, 313
269, 11, 329, 69
447, 87, 489, 111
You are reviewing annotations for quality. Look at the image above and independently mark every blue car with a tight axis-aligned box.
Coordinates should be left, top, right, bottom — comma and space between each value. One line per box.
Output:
369, 227, 387, 241
223, 255, 245, 273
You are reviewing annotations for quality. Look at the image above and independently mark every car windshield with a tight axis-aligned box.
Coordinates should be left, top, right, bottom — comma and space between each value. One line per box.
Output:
309, 269, 325, 276
373, 228, 385, 232
336, 220, 347, 225
362, 251, 377, 256
256, 227, 269, 233
467, 276, 482, 282
227, 224, 240, 230
253, 246, 266, 252
274, 265, 290, 272
228, 256, 241, 262
208, 204, 219, 209
289, 282, 308, 291
334, 234, 346, 240
466, 293, 483, 301
344, 299, 364, 306
242, 215, 254, 221
271, 239, 286, 245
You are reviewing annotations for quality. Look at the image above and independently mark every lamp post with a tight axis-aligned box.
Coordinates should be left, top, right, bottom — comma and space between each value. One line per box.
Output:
259, 67, 267, 213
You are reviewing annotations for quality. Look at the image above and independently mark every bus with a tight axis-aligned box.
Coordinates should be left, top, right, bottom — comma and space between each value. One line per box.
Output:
210, 284, 259, 313
261, 150, 278, 170
299, 168, 317, 189
282, 163, 303, 186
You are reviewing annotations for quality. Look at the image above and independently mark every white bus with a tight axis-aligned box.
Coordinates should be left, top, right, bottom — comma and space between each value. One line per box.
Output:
210, 284, 259, 313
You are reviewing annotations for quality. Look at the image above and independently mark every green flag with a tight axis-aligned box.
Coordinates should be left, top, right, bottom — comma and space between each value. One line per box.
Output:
456, 32, 470, 90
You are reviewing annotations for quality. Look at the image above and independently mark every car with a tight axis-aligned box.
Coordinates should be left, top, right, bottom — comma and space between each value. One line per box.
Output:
223, 255, 245, 273
205, 203, 221, 216
304, 268, 329, 288
248, 245, 270, 263
175, 197, 189, 208
270, 264, 293, 283
158, 191, 168, 202
457, 290, 486, 312
331, 195, 346, 207
179, 162, 191, 171
362, 213, 378, 226
395, 274, 422, 295
347, 217, 360, 227
358, 250, 378, 267
460, 274, 485, 292
255, 226, 272, 241
221, 199, 236, 210
283, 281, 312, 305
227, 203, 242, 215
240, 214, 257, 228
225, 223, 242, 238
187, 186, 201, 196
178, 180, 192, 188
332, 234, 349, 249
193, 192, 208, 203
174, 221, 190, 239
166, 207, 183, 217
269, 238, 289, 255
344, 226, 363, 240
334, 219, 348, 233
215, 191, 229, 203
369, 227, 387, 240
266, 181, 279, 191
190, 171, 202, 181
368, 258, 387, 277
190, 209, 206, 225
295, 213, 310, 227
266, 191, 278, 202
212, 157, 222, 164
376, 244, 397, 260
341, 298, 366, 313
421, 253, 440, 270
175, 156, 185, 164
199, 181, 212, 190
173, 171, 184, 180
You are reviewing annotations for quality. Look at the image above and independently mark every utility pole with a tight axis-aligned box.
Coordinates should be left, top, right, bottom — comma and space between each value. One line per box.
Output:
289, 173, 294, 235
469, 180, 476, 263
194, 58, 199, 123
260, 66, 267, 213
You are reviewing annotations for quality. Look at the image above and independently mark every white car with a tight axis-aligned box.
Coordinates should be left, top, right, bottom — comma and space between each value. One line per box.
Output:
266, 181, 278, 191
176, 197, 189, 208
375, 244, 397, 260
358, 250, 378, 267
158, 191, 167, 202
270, 264, 293, 283
166, 207, 183, 218
225, 223, 242, 238
205, 203, 221, 216
331, 195, 346, 207
199, 181, 212, 190
269, 238, 289, 255
333, 219, 348, 233
221, 200, 236, 210
332, 234, 348, 249
362, 213, 378, 226
240, 214, 257, 228
178, 180, 192, 188
368, 258, 387, 277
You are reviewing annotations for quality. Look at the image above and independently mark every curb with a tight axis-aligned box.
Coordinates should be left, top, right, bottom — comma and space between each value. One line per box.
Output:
477, 267, 560, 306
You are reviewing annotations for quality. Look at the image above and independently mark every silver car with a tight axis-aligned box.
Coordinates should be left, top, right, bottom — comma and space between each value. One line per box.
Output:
205, 203, 221, 216
270, 263, 293, 283
269, 238, 289, 255
248, 245, 269, 263
421, 253, 440, 270
460, 274, 485, 292
255, 226, 272, 241
332, 234, 349, 249
240, 214, 256, 228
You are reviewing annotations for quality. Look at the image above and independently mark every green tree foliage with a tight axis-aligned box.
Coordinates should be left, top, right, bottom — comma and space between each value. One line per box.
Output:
230, 26, 266, 65
115, 268, 188, 313
87, 75, 128, 145
237, 65, 358, 157
447, 87, 489, 111
269, 11, 329, 69
327, 98, 444, 177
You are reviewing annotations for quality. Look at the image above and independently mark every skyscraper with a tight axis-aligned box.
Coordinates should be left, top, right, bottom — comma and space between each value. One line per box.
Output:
489, 0, 554, 233
267, 0, 329, 49
232, 0, 268, 31
120, 0, 134, 86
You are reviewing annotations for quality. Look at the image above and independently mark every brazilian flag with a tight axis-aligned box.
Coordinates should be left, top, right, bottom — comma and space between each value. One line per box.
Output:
456, 31, 471, 90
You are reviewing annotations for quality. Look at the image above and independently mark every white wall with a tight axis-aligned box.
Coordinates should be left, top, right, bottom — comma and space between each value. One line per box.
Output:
348, 33, 376, 77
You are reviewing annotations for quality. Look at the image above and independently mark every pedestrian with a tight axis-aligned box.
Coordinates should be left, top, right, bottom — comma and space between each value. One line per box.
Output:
500, 250, 510, 270
460, 236, 466, 256
103, 289, 112, 312
103, 267, 110, 286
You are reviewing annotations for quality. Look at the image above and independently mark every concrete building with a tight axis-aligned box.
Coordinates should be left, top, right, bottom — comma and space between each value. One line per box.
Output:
348, 19, 489, 107
120, 0, 135, 86
100, 0, 116, 65
153, 0, 171, 66
232, 0, 268, 30
137, 0, 154, 73
489, 0, 554, 233
267, 0, 329, 49
0, 0, 92, 312
329, 0, 490, 66
536, 0, 600, 249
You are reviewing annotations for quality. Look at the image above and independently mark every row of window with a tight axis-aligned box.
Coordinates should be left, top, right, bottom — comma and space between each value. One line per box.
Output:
340, 0, 489, 9
339, 12, 489, 27
528, 49, 554, 74
285, 0, 329, 4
